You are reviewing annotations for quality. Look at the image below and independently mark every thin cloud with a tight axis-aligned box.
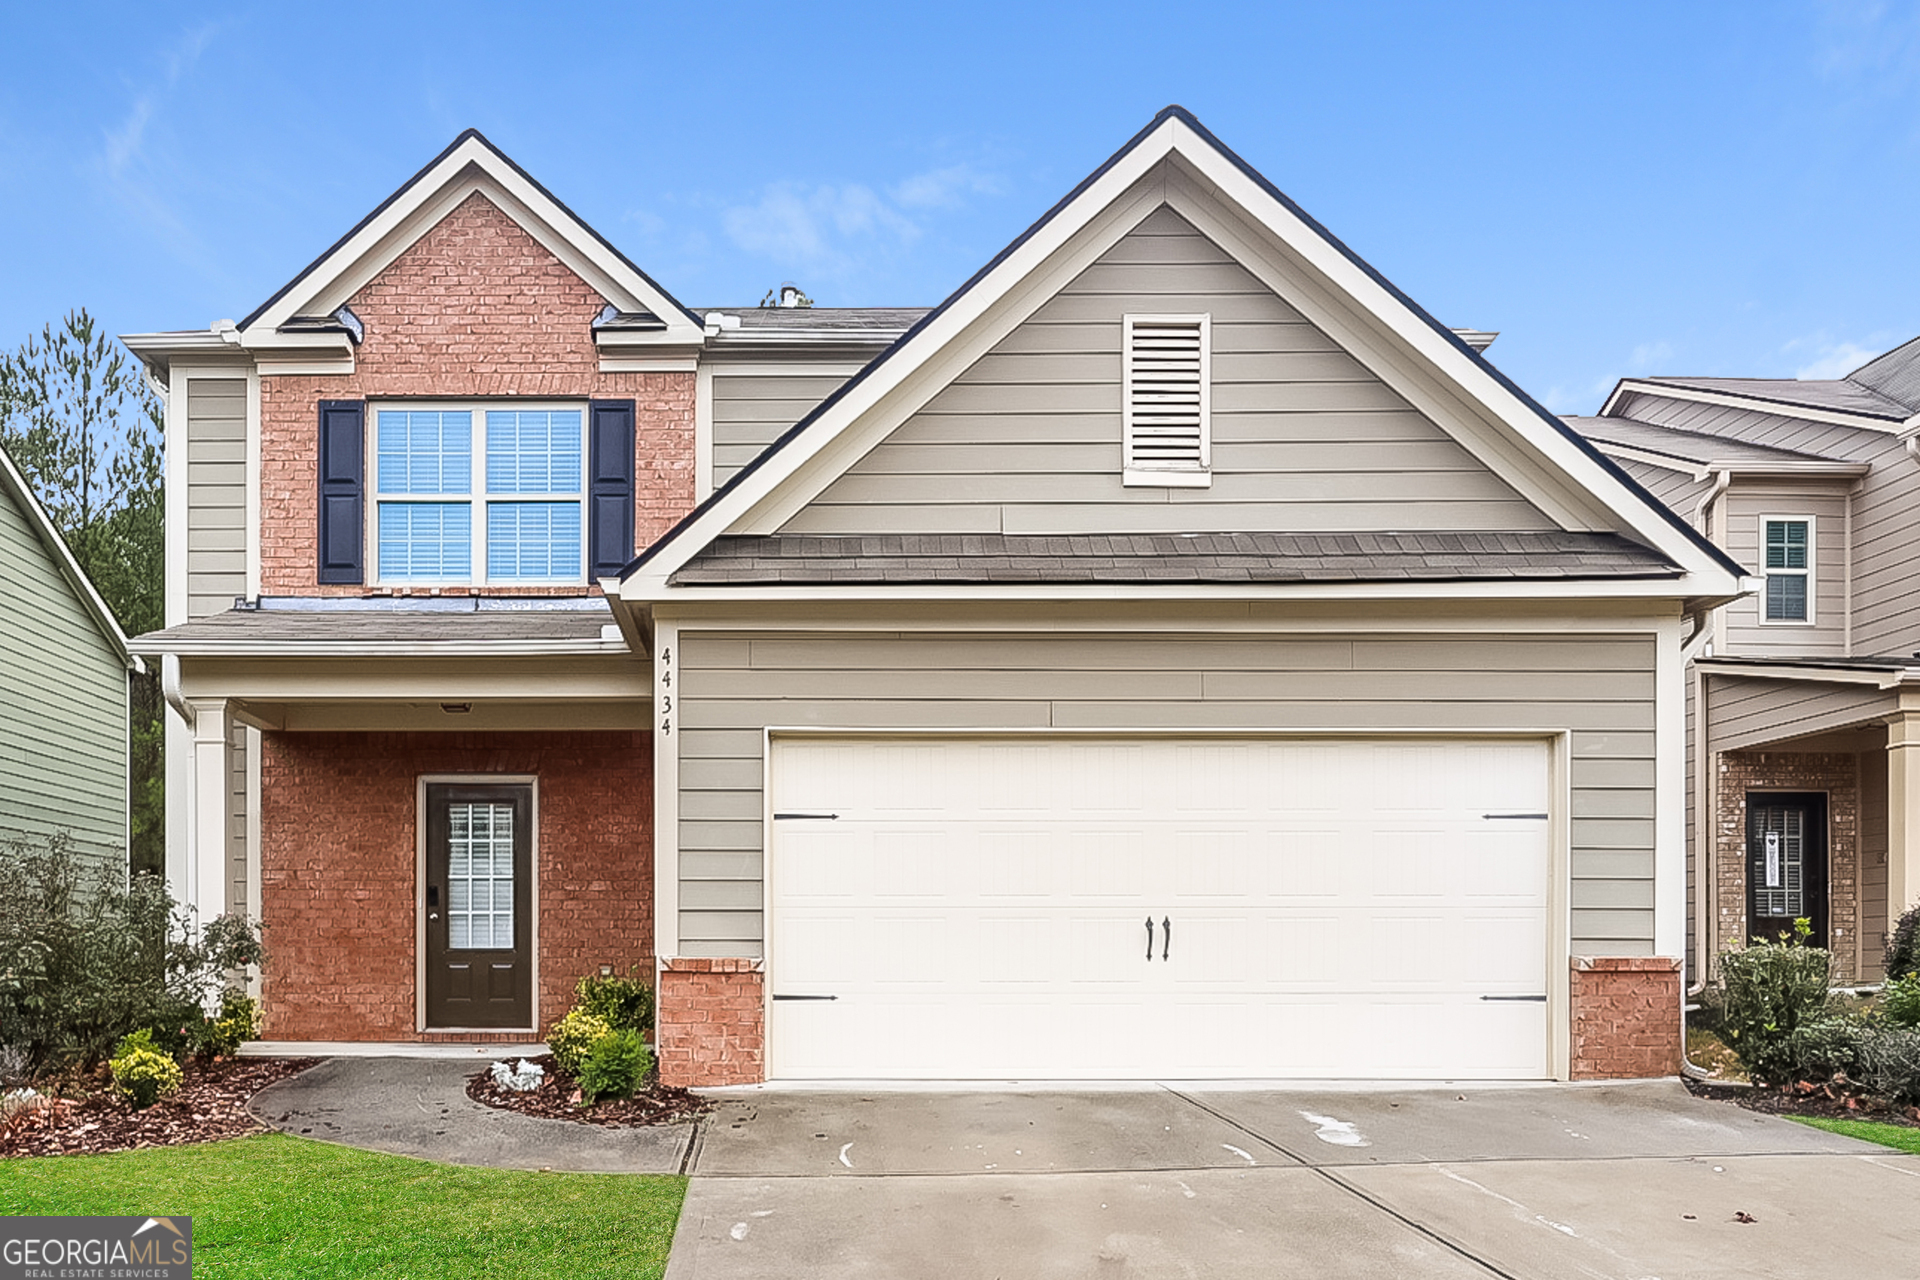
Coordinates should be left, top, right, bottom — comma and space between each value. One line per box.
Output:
891, 163, 1002, 210
102, 24, 215, 177
1793, 341, 1880, 380
1627, 341, 1674, 372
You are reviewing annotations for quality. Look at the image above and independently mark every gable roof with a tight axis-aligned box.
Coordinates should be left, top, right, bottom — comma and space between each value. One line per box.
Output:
617, 106, 1747, 600
1569, 416, 1869, 477
0, 442, 138, 670
1603, 338, 1920, 432
238, 130, 704, 344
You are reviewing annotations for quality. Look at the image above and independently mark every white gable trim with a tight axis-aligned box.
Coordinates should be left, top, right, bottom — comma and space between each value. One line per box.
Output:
242, 134, 704, 345
620, 111, 1744, 598
0, 444, 140, 670
1603, 378, 1919, 433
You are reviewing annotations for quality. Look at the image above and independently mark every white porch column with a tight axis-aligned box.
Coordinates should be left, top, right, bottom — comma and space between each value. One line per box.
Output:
1887, 713, 1920, 942
187, 698, 230, 929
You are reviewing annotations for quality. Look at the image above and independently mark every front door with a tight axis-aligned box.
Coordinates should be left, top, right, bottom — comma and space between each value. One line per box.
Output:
425, 784, 533, 1029
1745, 793, 1828, 948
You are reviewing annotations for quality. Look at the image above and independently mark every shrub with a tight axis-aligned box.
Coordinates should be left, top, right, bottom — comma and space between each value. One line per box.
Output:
109, 1029, 182, 1109
0, 833, 264, 1072
577, 1028, 652, 1104
547, 1010, 612, 1078
574, 969, 654, 1033
1862, 1026, 1920, 1106
193, 991, 260, 1059
1889, 903, 1920, 981
1882, 973, 1920, 1030
1717, 919, 1836, 1085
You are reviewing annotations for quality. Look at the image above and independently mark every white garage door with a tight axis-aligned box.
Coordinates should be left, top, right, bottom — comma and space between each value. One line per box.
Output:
767, 736, 1552, 1080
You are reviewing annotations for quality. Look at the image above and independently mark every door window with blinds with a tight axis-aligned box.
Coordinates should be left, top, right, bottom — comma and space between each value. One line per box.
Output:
447, 801, 516, 949
1745, 794, 1828, 949
371, 403, 586, 584
1760, 517, 1813, 624
1122, 314, 1211, 486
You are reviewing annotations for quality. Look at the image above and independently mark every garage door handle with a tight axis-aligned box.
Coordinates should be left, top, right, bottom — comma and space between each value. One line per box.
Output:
1162, 916, 1171, 961
771, 994, 838, 1001
1144, 916, 1155, 961
1484, 812, 1549, 821
1480, 995, 1548, 1002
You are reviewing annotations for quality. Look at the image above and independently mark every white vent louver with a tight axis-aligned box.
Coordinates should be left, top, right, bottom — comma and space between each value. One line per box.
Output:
1123, 314, 1211, 486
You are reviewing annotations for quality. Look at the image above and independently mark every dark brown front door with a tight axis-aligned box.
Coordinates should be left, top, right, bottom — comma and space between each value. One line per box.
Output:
425, 784, 533, 1029
1745, 793, 1828, 949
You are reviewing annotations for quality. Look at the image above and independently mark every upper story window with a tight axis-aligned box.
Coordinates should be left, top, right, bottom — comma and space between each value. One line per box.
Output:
1122, 314, 1211, 487
372, 403, 585, 584
1760, 517, 1813, 624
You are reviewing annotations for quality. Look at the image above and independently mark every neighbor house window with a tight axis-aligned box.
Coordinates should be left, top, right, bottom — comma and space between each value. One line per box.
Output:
1122, 314, 1211, 487
1761, 517, 1813, 624
372, 404, 585, 584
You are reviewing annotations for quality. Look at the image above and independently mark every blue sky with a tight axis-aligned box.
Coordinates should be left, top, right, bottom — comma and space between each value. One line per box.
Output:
3, 1, 1917, 413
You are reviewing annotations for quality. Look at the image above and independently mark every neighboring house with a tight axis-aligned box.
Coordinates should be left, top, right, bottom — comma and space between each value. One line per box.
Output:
1572, 349, 1920, 989
124, 107, 1745, 1086
0, 441, 141, 871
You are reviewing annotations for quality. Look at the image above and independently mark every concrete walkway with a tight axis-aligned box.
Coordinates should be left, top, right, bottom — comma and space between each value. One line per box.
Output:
249, 1057, 693, 1174
666, 1082, 1920, 1279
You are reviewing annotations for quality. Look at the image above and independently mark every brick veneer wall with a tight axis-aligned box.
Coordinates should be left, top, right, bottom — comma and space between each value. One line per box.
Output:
1569, 956, 1682, 1079
257, 730, 651, 1041
258, 190, 695, 596
656, 959, 765, 1087
1714, 751, 1861, 982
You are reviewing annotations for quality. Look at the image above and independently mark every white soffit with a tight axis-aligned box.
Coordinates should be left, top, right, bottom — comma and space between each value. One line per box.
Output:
241, 132, 704, 345
620, 110, 1745, 596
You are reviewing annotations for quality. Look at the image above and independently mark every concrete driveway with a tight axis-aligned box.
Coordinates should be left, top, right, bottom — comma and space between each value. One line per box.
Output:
664, 1081, 1920, 1279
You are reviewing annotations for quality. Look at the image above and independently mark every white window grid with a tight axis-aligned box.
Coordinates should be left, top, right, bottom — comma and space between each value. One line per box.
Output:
368, 400, 588, 586
1757, 514, 1815, 627
446, 800, 515, 950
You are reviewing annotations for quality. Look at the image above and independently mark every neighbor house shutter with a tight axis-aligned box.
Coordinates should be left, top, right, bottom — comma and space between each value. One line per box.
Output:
316, 400, 365, 584
1122, 314, 1211, 482
588, 399, 636, 579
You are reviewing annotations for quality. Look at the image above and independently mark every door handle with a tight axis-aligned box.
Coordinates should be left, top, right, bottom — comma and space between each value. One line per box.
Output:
428, 912, 441, 921
1162, 916, 1171, 961
1145, 916, 1155, 961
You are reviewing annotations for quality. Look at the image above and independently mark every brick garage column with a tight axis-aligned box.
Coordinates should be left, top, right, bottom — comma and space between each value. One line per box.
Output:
657, 959, 764, 1087
1569, 956, 1681, 1080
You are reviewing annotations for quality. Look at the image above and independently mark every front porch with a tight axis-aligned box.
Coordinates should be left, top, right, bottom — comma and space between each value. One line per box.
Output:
1696, 657, 1920, 983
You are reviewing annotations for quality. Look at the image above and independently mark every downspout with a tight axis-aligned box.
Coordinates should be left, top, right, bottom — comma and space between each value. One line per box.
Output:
161, 653, 194, 730
1686, 470, 1732, 999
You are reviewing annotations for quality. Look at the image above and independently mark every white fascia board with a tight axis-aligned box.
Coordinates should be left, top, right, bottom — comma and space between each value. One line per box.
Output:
119, 331, 251, 385
629, 576, 1742, 608
128, 638, 635, 659
1694, 659, 1918, 688
1592, 441, 1869, 481
622, 114, 1741, 598
1603, 379, 1912, 433
245, 137, 705, 345
0, 444, 139, 670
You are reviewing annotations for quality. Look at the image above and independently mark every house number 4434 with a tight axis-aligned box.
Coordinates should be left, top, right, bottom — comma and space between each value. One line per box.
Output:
658, 646, 673, 736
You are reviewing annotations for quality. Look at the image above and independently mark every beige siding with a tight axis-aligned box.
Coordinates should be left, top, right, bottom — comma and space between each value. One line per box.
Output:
675, 629, 1659, 958
1719, 482, 1850, 657
186, 377, 247, 619
1704, 675, 1893, 751
783, 207, 1553, 536
1861, 748, 1888, 981
712, 372, 855, 488
0, 480, 127, 869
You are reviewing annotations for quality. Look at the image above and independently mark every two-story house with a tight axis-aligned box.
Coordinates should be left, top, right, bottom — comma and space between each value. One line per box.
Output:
1573, 349, 1920, 989
124, 108, 1746, 1087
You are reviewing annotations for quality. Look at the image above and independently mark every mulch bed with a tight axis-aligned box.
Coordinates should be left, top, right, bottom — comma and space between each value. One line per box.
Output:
1, 1057, 319, 1159
1683, 1073, 1920, 1128
466, 1055, 710, 1127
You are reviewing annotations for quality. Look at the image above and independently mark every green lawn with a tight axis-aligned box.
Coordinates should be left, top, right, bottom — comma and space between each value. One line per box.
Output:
1789, 1115, 1920, 1155
0, 1134, 686, 1279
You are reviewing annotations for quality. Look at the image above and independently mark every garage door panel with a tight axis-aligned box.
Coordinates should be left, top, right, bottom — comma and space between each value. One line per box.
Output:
768, 736, 1553, 1080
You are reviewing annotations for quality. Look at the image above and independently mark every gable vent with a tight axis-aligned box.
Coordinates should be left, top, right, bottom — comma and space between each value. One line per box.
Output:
1123, 314, 1211, 486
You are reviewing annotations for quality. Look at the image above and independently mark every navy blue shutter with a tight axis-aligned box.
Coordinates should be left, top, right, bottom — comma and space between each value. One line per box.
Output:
316, 400, 365, 584
588, 399, 636, 578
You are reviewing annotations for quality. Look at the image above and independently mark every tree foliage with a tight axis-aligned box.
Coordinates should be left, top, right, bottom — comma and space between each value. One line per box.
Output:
0, 309, 166, 874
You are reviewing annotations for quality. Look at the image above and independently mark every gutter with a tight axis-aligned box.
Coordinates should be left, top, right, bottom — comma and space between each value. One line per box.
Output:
161, 654, 194, 729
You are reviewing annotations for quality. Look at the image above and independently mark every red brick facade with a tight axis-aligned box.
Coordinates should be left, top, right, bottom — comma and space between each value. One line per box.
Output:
258, 191, 694, 597
1569, 956, 1682, 1080
1713, 750, 1863, 982
656, 959, 765, 1087
257, 730, 652, 1041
